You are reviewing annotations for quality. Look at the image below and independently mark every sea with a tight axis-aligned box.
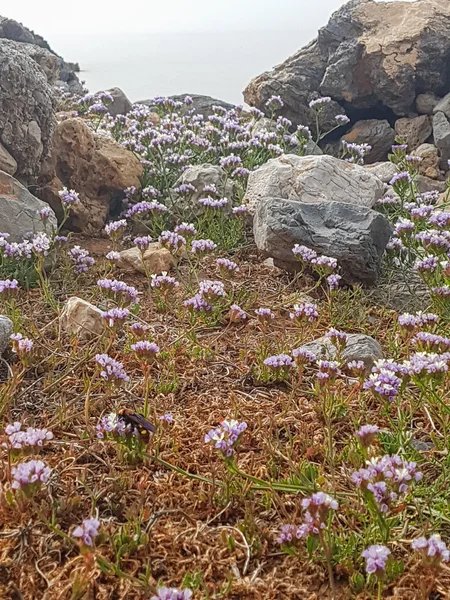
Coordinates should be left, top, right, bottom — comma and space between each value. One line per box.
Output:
50, 30, 310, 105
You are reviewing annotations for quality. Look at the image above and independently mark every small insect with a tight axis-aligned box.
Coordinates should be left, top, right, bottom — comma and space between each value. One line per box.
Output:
117, 408, 156, 443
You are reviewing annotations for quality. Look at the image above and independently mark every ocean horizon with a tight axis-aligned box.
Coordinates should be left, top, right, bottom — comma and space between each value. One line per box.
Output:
50, 29, 311, 104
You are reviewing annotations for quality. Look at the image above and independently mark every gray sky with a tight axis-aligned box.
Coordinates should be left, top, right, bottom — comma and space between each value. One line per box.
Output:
8, 0, 346, 35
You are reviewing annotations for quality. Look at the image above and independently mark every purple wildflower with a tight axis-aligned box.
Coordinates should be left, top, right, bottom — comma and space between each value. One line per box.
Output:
101, 307, 130, 328
69, 246, 95, 274
362, 545, 390, 575
191, 239, 217, 254
105, 220, 127, 236
95, 353, 129, 384
412, 535, 450, 565
309, 97, 331, 108
12, 459, 51, 490
289, 303, 319, 323
59, 187, 81, 206
131, 340, 160, 361
205, 419, 247, 457
151, 587, 193, 600
72, 518, 100, 547
355, 424, 379, 448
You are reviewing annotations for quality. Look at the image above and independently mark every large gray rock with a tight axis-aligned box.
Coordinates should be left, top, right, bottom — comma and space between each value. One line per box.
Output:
105, 87, 132, 117
298, 333, 383, 371
0, 315, 13, 355
433, 112, 450, 170
394, 116, 432, 151
244, 0, 450, 122
243, 154, 384, 215
0, 39, 55, 183
0, 170, 56, 241
342, 119, 395, 164
253, 197, 393, 285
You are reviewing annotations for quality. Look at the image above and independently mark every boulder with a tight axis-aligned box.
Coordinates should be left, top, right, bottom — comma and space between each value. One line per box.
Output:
415, 175, 446, 195
433, 92, 450, 120
364, 162, 398, 184
298, 333, 383, 371
0, 39, 55, 183
244, 0, 450, 123
0, 143, 17, 176
2, 39, 60, 84
171, 163, 235, 214
38, 118, 143, 232
0, 170, 57, 241
0, 16, 83, 93
118, 244, 174, 274
412, 143, 441, 180
60, 297, 104, 340
243, 154, 384, 215
105, 87, 132, 117
139, 94, 235, 117
394, 116, 432, 151
253, 197, 393, 285
342, 120, 395, 164
433, 112, 450, 170
0, 315, 13, 355
416, 93, 440, 116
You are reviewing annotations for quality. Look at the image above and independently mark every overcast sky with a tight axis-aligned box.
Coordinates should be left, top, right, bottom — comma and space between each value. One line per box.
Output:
7, 0, 347, 36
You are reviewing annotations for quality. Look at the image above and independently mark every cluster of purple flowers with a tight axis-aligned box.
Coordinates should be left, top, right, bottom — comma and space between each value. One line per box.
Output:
309, 96, 331, 109
125, 201, 168, 219
229, 304, 247, 322
3, 422, 53, 449
198, 197, 228, 209
263, 354, 294, 369
412, 331, 450, 352
68, 246, 95, 274
101, 307, 130, 328
191, 239, 217, 254
292, 245, 338, 273
397, 311, 438, 331
97, 279, 139, 305
105, 219, 127, 236
95, 353, 129, 383
363, 360, 404, 402
289, 302, 319, 323
151, 587, 193, 600
412, 534, 450, 565
341, 140, 372, 164
255, 307, 275, 321
352, 454, 423, 512
205, 419, 247, 457
216, 258, 239, 273
134, 235, 153, 251
325, 328, 348, 350
174, 222, 197, 236
159, 231, 186, 250
131, 340, 160, 361
362, 545, 390, 575
58, 187, 81, 206
0, 278, 19, 295
12, 459, 51, 490
151, 272, 179, 290
10, 332, 33, 355
277, 492, 338, 544
72, 517, 100, 547
355, 424, 379, 447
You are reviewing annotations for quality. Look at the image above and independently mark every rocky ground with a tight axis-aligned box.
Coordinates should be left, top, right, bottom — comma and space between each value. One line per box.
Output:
1, 1, 450, 599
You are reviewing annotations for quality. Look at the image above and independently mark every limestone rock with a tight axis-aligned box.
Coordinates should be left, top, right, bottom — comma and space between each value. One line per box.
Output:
433, 112, 450, 170
0, 315, 13, 354
106, 87, 132, 117
342, 120, 395, 164
60, 297, 104, 340
0, 170, 56, 241
253, 197, 393, 285
119, 244, 174, 274
364, 162, 398, 184
243, 154, 384, 215
416, 93, 440, 116
394, 116, 432, 151
244, 0, 450, 123
38, 118, 143, 232
412, 143, 441, 180
298, 333, 383, 371
0, 143, 17, 175
0, 39, 55, 183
